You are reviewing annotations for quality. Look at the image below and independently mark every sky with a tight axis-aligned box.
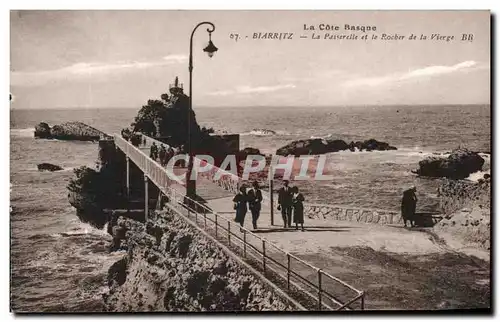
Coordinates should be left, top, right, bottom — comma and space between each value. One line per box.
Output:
10, 10, 490, 109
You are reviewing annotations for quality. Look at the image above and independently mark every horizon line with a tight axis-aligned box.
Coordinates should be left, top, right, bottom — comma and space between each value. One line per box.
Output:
10, 103, 491, 110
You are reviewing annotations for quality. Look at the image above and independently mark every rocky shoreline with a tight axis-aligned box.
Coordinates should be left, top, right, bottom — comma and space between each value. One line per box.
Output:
35, 121, 108, 141
104, 209, 296, 311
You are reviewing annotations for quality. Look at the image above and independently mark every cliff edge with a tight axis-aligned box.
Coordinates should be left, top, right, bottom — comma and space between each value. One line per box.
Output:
104, 208, 297, 311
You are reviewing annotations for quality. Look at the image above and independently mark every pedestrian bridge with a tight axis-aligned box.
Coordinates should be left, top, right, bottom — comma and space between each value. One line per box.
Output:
113, 133, 366, 311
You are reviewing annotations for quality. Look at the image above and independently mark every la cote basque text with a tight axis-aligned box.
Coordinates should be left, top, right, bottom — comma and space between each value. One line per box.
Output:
304, 23, 377, 32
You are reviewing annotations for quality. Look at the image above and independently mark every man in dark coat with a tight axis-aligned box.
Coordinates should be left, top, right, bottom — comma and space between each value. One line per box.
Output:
247, 181, 263, 230
158, 144, 167, 166
401, 186, 418, 227
278, 180, 293, 228
150, 142, 158, 161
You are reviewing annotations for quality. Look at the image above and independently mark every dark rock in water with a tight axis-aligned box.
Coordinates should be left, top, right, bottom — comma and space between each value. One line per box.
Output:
34, 122, 51, 139
357, 138, 397, 151
276, 138, 329, 156
325, 139, 349, 152
414, 148, 485, 180
37, 163, 63, 172
34, 121, 107, 141
238, 147, 263, 159
276, 137, 397, 156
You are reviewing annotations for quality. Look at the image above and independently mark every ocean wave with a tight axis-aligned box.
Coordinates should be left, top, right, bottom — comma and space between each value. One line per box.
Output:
466, 170, 490, 182
10, 128, 35, 138
241, 129, 289, 136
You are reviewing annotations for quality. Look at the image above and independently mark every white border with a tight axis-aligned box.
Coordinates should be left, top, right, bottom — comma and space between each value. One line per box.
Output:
3, 1, 497, 321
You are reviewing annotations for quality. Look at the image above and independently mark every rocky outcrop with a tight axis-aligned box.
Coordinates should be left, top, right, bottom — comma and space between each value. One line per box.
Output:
34, 121, 107, 141
433, 175, 491, 251
237, 147, 264, 161
104, 210, 296, 312
37, 163, 63, 172
67, 140, 130, 229
437, 176, 491, 216
276, 138, 397, 156
347, 139, 398, 152
413, 148, 485, 179
34, 122, 51, 138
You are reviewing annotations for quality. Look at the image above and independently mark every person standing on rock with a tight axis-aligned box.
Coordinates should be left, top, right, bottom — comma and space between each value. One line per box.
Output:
292, 186, 305, 231
233, 186, 248, 228
247, 181, 263, 230
401, 186, 418, 228
278, 180, 293, 228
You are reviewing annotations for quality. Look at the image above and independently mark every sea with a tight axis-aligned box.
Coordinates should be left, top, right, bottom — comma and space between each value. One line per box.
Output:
9, 104, 491, 312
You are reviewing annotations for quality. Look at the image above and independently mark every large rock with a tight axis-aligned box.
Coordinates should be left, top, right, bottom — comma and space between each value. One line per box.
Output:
34, 122, 51, 139
276, 138, 329, 156
276, 138, 397, 156
34, 121, 107, 141
237, 147, 264, 160
37, 163, 63, 172
414, 148, 485, 180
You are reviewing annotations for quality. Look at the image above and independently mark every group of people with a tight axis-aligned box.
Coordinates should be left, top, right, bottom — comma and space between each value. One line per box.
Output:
232, 180, 305, 231
233, 181, 263, 230
149, 142, 178, 166
277, 180, 305, 231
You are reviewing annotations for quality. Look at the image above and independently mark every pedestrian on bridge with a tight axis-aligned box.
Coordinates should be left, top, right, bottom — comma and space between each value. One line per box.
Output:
149, 142, 158, 161
159, 144, 167, 166
292, 186, 305, 231
233, 186, 248, 228
247, 181, 263, 230
278, 180, 293, 228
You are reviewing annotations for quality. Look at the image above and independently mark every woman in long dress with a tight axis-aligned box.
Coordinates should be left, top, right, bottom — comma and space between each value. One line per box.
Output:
233, 186, 248, 227
292, 186, 305, 231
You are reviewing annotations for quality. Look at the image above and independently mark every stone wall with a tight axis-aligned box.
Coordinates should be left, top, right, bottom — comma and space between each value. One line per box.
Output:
104, 208, 297, 312
304, 204, 404, 225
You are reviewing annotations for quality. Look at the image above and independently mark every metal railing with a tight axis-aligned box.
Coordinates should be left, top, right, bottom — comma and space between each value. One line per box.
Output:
115, 133, 365, 310
164, 185, 365, 311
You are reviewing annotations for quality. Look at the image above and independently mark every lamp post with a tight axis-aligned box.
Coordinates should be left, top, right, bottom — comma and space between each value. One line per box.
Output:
186, 21, 218, 199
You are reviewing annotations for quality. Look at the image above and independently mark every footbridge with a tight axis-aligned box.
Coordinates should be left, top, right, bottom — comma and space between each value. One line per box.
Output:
113, 133, 366, 311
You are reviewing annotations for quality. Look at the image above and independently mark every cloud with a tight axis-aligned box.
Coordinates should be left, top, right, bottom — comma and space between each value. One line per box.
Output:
343, 60, 484, 88
208, 84, 296, 96
11, 54, 187, 87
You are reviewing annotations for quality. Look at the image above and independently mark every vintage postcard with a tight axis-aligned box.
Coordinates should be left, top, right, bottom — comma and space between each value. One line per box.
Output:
10, 10, 491, 313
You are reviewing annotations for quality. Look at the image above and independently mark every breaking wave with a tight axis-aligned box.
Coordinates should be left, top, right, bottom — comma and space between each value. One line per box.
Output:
10, 128, 35, 138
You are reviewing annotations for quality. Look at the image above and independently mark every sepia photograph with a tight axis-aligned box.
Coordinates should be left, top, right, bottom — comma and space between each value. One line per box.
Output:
9, 9, 491, 313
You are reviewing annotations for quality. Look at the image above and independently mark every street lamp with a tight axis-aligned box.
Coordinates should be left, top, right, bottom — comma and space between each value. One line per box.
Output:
186, 21, 218, 199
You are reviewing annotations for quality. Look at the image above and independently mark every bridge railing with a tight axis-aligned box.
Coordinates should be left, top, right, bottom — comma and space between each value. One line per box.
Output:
163, 184, 365, 311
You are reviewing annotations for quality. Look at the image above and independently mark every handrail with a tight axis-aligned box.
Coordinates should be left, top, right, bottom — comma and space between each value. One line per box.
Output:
113, 133, 366, 311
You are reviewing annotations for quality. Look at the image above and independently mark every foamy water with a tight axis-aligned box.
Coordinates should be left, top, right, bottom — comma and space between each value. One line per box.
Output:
10, 127, 35, 138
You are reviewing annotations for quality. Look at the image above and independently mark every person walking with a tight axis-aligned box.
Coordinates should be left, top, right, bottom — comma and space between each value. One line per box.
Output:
401, 186, 418, 228
247, 181, 263, 230
158, 144, 167, 166
278, 180, 293, 228
150, 142, 158, 161
292, 186, 305, 231
233, 186, 248, 228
